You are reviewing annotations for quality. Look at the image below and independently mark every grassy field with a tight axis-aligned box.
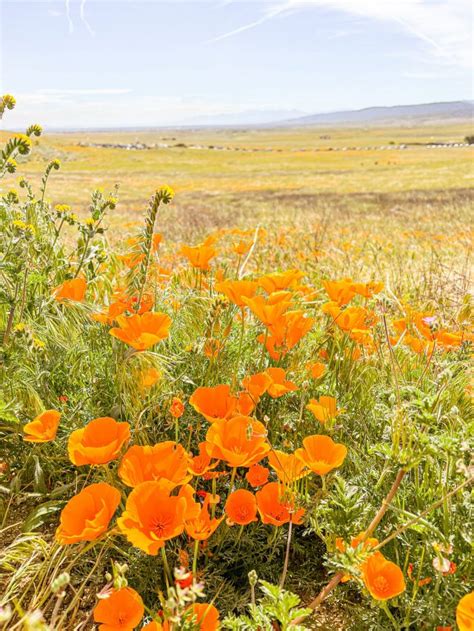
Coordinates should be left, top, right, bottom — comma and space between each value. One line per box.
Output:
1, 117, 473, 630
2, 123, 473, 204
2, 122, 472, 298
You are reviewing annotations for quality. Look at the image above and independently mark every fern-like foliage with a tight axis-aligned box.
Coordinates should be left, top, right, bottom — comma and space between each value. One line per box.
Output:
223, 580, 312, 630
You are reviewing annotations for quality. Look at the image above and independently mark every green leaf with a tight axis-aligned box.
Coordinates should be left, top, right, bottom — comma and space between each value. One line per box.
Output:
22, 500, 63, 532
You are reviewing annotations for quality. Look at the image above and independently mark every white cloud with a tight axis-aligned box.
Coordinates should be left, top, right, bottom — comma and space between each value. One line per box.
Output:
212, 0, 473, 68
38, 88, 133, 96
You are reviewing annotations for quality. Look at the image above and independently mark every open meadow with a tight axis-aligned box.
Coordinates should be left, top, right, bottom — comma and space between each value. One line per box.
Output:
0, 101, 473, 631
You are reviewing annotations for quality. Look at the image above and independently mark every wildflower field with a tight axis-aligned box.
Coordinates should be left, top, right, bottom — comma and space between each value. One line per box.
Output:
0, 95, 473, 631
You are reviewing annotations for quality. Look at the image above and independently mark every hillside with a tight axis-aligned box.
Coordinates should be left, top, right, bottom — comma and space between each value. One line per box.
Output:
278, 100, 474, 127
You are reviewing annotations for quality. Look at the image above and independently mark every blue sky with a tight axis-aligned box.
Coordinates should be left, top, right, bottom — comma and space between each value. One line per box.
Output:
1, 0, 472, 128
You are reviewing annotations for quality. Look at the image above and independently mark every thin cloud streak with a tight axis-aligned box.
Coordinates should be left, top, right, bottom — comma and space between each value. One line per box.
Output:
210, 0, 472, 68
205, 4, 287, 42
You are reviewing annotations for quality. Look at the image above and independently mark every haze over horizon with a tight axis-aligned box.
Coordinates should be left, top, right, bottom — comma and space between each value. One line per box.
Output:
1, 0, 473, 129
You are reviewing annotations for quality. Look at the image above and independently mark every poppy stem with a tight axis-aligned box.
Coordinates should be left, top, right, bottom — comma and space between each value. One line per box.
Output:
236, 524, 244, 544
192, 539, 199, 576
229, 467, 237, 492
211, 478, 217, 519
279, 516, 293, 589
161, 546, 171, 591
235, 308, 245, 376
380, 601, 399, 629
321, 475, 327, 495
258, 328, 268, 371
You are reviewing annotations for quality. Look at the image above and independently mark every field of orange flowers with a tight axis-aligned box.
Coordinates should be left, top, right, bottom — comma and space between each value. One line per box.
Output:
0, 95, 473, 631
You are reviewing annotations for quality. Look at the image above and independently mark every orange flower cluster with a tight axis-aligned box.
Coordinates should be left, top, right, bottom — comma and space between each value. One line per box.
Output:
93, 289, 154, 324
109, 311, 171, 351
36, 219, 470, 627
392, 308, 466, 355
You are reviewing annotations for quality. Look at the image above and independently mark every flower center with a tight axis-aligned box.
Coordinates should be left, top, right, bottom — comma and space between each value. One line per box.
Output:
150, 515, 171, 537
373, 576, 389, 594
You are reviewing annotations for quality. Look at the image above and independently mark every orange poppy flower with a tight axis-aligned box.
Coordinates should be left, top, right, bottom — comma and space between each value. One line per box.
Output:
322, 279, 355, 306
262, 310, 314, 360
92, 288, 147, 325
295, 435, 347, 475
306, 396, 343, 423
349, 532, 379, 551
242, 292, 293, 326
412, 311, 437, 341
53, 277, 87, 302
307, 362, 326, 379
118, 442, 191, 489
335, 532, 379, 582
56, 482, 120, 545
361, 552, 406, 600
236, 390, 257, 416
268, 450, 310, 484
201, 338, 218, 359
241, 372, 272, 399
189, 384, 238, 423
352, 281, 384, 298
109, 312, 171, 351
178, 484, 202, 520
180, 244, 217, 271
23, 409, 61, 443
256, 482, 305, 526
215, 279, 258, 307
265, 368, 298, 398
93, 587, 144, 631
118, 251, 145, 269
93, 290, 154, 323
205, 415, 270, 468
170, 397, 185, 418
225, 489, 257, 525
68, 417, 130, 466
188, 442, 219, 476
403, 334, 434, 355
139, 367, 161, 390
456, 591, 474, 631
436, 330, 463, 349
152, 233, 162, 251
258, 270, 304, 293
246, 463, 270, 487
349, 328, 375, 351
232, 240, 251, 256
184, 494, 223, 540
185, 603, 220, 631
323, 303, 372, 332
117, 481, 186, 554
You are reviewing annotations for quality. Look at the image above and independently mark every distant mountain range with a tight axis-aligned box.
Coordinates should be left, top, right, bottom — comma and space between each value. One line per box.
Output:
179, 109, 306, 126
177, 100, 473, 129
276, 100, 474, 127
23, 100, 472, 132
